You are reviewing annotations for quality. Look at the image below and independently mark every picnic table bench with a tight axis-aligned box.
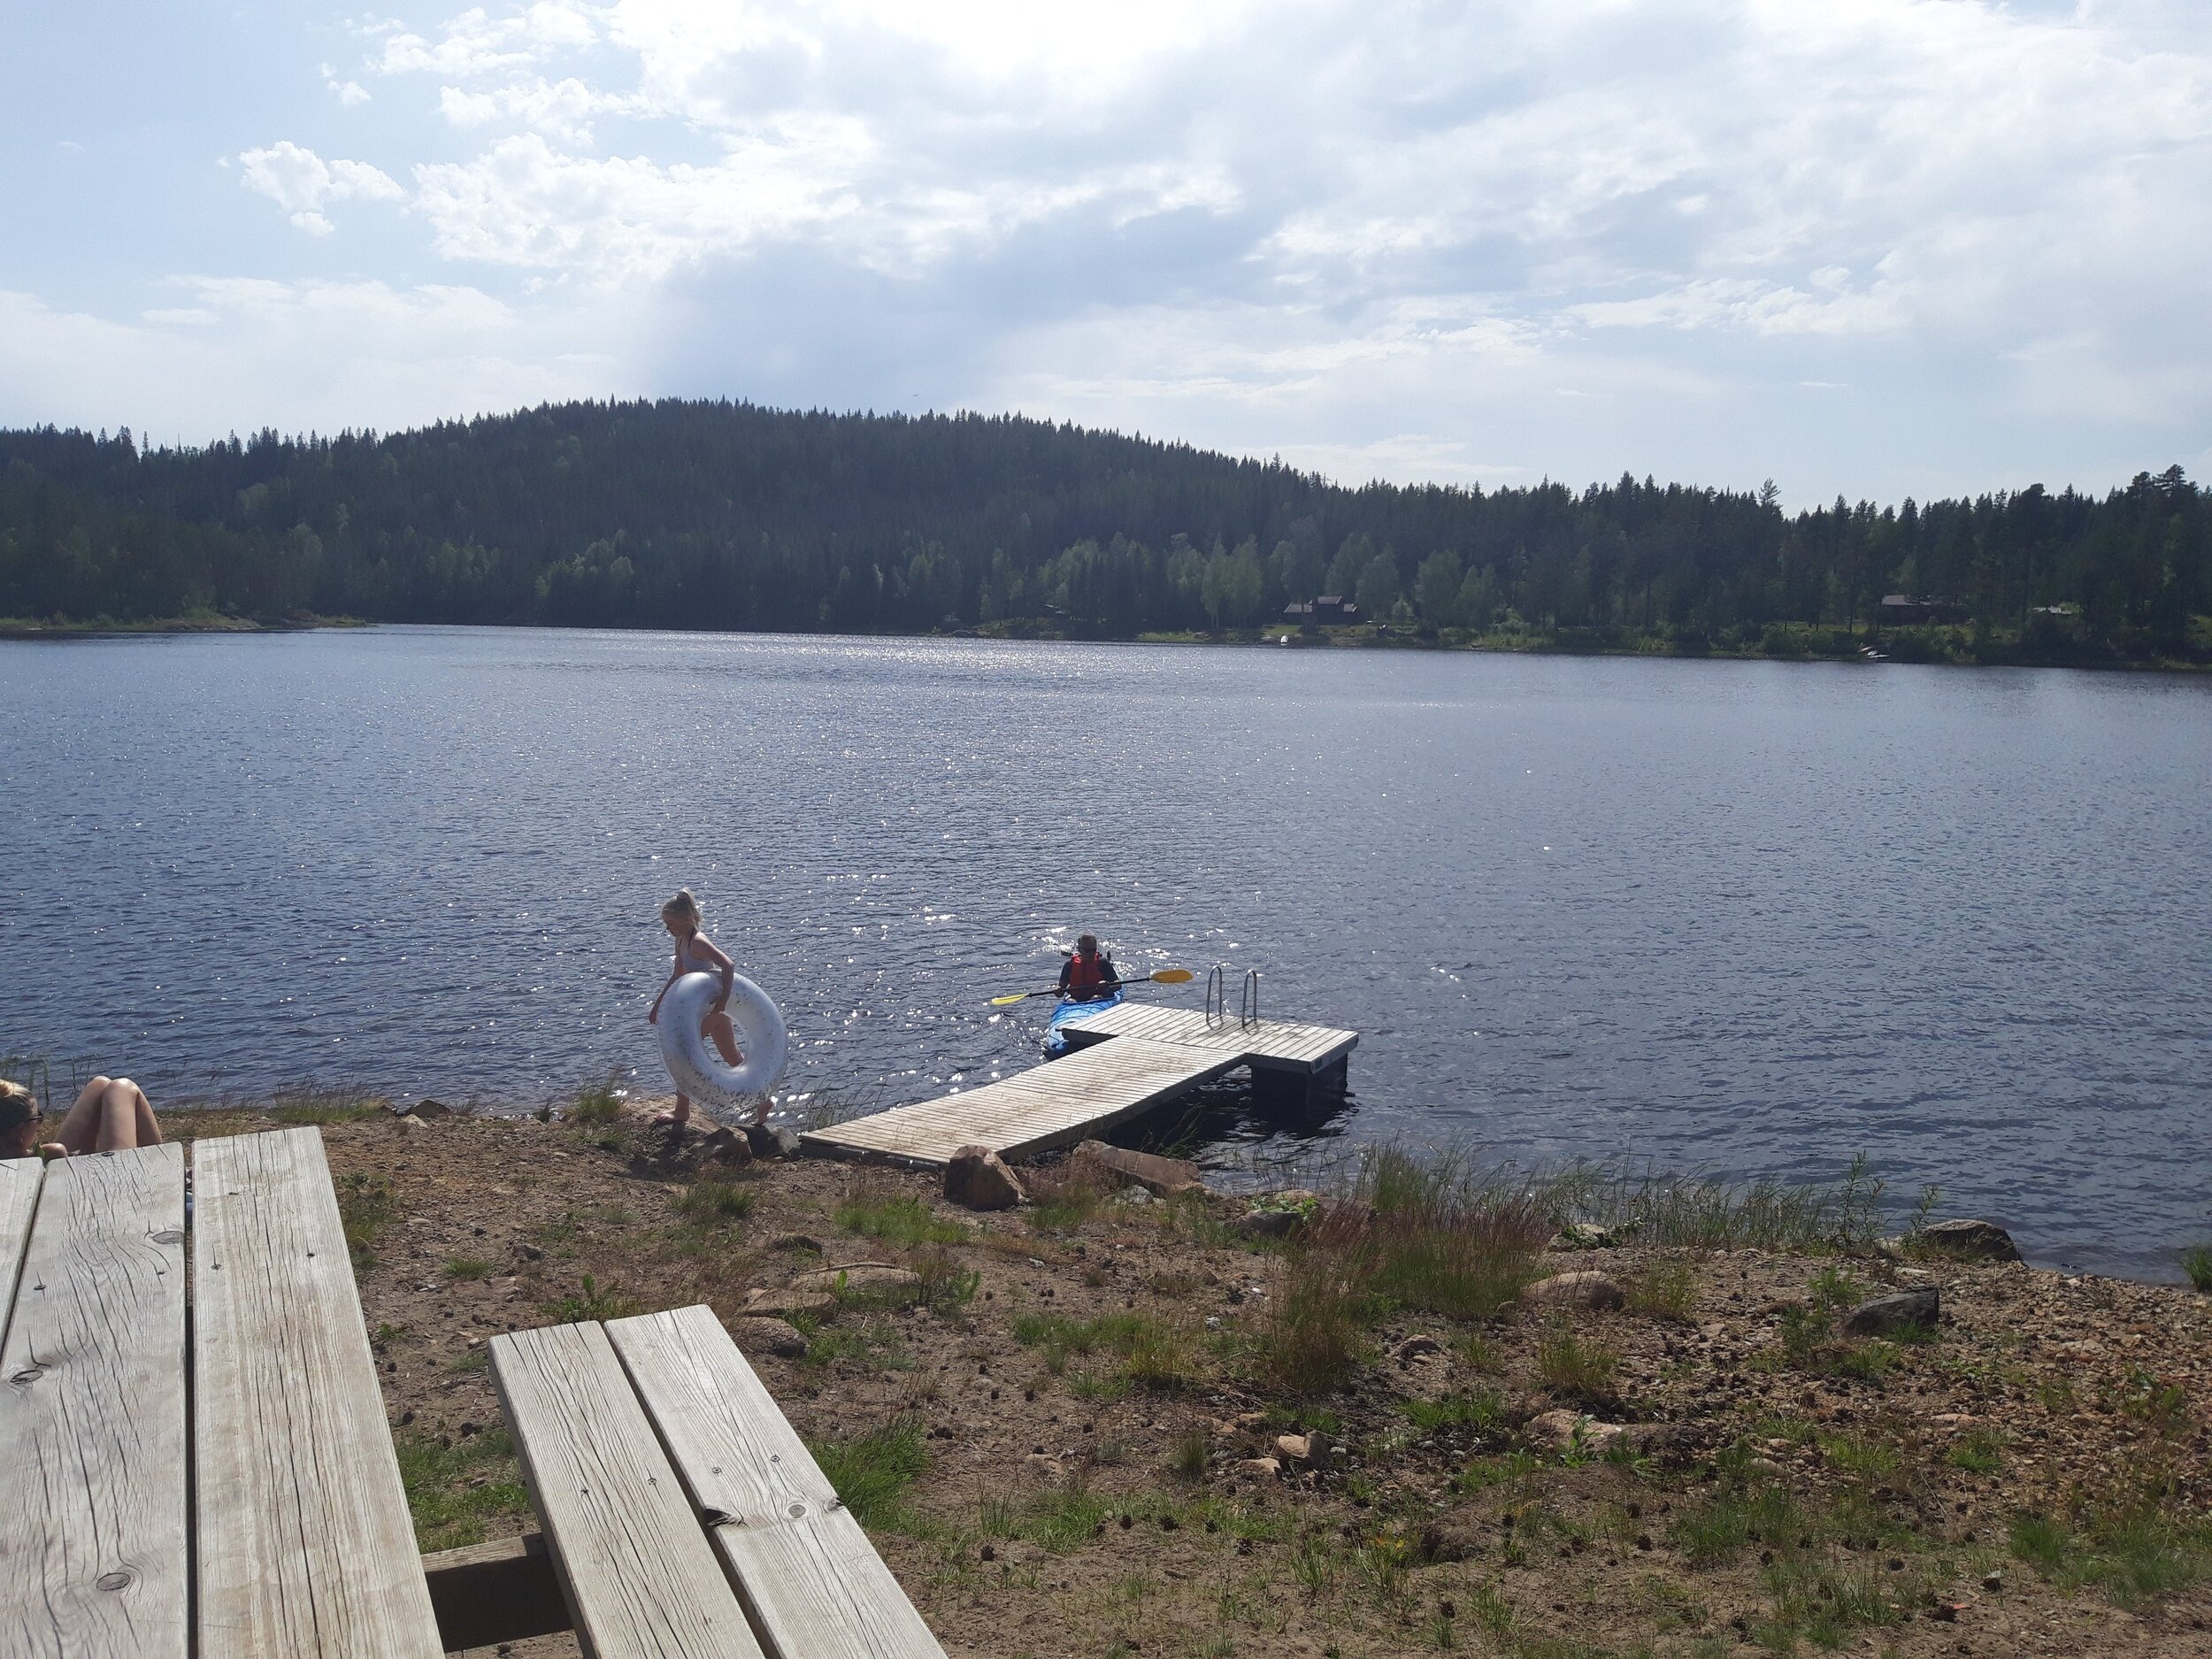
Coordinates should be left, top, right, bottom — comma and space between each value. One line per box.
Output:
0, 1128, 949, 1659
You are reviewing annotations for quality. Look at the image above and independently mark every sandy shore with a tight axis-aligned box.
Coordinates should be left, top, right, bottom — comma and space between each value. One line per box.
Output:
169, 1102, 2212, 1658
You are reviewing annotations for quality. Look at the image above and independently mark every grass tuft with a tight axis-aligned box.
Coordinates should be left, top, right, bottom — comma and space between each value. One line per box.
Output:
834, 1177, 968, 1247
1536, 1323, 1620, 1403
549, 1273, 641, 1324
395, 1428, 531, 1551
676, 1179, 756, 1223
2011, 1501, 2212, 1609
567, 1073, 627, 1125
336, 1171, 397, 1268
1624, 1256, 1700, 1321
2181, 1243, 2212, 1293
807, 1417, 929, 1528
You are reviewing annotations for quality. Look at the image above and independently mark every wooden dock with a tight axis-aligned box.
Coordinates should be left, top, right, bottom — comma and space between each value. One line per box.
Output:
800, 1004, 1357, 1169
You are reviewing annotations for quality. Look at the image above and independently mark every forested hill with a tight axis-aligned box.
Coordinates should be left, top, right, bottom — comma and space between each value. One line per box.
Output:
1, 400, 2205, 661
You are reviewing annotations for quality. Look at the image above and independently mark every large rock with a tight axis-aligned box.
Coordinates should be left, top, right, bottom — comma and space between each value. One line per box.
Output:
1274, 1432, 1337, 1468
1521, 1271, 1626, 1312
791, 1263, 925, 1301
744, 1123, 803, 1160
1841, 1286, 1939, 1339
1068, 1140, 1205, 1199
946, 1145, 1026, 1210
1525, 1409, 1625, 1455
1916, 1219, 2021, 1262
728, 1317, 808, 1358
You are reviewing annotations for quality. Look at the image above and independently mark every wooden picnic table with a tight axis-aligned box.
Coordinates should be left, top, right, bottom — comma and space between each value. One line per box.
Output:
0, 1127, 950, 1659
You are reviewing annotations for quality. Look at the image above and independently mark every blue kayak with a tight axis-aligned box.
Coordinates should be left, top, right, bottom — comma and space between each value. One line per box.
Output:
1044, 987, 1124, 1056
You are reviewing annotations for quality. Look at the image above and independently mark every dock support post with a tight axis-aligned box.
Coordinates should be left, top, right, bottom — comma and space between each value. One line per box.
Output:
1249, 1056, 1348, 1118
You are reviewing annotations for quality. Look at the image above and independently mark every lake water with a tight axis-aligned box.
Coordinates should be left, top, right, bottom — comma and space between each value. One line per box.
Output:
3, 627, 2208, 1278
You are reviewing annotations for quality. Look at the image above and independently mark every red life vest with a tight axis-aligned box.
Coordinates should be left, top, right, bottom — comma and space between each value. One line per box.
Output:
1066, 951, 1108, 995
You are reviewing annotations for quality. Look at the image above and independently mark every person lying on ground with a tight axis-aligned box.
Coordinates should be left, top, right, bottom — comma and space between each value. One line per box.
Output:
0, 1074, 164, 1160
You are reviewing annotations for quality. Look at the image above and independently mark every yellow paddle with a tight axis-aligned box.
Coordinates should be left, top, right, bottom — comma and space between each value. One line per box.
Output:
989, 968, 1194, 1006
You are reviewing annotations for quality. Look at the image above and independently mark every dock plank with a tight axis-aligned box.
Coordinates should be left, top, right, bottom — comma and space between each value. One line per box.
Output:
610, 1305, 948, 1659
0, 1155, 41, 1348
194, 1129, 444, 1659
803, 1039, 1237, 1166
803, 1002, 1357, 1170
492, 1320, 764, 1659
0, 1145, 188, 1659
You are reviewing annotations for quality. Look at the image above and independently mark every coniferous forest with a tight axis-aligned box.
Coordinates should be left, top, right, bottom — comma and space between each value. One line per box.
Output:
1, 400, 2205, 664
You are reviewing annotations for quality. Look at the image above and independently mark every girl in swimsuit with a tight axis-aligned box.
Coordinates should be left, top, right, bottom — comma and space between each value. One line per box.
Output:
645, 888, 757, 1127
0, 1074, 163, 1159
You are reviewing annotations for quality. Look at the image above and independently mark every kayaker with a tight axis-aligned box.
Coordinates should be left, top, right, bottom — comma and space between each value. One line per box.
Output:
1058, 934, 1121, 1002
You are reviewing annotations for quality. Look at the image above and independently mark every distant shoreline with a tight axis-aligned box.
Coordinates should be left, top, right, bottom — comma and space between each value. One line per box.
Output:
0, 611, 367, 640
6, 611, 2201, 673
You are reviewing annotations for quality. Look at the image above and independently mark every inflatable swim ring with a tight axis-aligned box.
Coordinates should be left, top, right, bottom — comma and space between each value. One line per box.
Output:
657, 971, 788, 1123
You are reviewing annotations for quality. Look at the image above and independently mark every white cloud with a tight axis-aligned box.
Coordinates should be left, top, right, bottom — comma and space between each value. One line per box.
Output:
437, 76, 657, 144
372, 2, 599, 78
238, 141, 407, 233
9, 0, 2212, 501
0, 281, 633, 439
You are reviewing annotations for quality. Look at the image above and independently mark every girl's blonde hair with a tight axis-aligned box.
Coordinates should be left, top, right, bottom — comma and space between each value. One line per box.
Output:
660, 887, 702, 927
0, 1079, 35, 1138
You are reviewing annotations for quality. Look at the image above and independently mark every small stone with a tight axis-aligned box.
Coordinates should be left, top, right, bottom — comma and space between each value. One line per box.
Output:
515, 1241, 544, 1262
1915, 1219, 2021, 1262
409, 1098, 454, 1119
1236, 1457, 1281, 1478
1418, 1510, 1484, 1563
1522, 1271, 1626, 1312
946, 1145, 1027, 1210
768, 1233, 825, 1253
1393, 1334, 1446, 1364
729, 1316, 808, 1358
1234, 1208, 1304, 1239
1840, 1286, 1939, 1339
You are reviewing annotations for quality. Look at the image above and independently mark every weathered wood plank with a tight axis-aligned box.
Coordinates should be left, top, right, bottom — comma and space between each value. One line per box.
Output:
0, 1144, 188, 1659
491, 1320, 764, 1659
803, 1041, 1235, 1166
803, 1005, 1356, 1168
193, 1128, 443, 1659
0, 1155, 42, 1348
608, 1305, 948, 1659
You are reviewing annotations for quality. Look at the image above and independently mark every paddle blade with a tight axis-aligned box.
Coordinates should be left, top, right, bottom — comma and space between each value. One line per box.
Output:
988, 991, 1034, 1006
1147, 968, 1194, 984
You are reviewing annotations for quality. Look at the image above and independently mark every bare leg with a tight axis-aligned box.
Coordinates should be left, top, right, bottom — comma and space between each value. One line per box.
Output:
56, 1077, 157, 1154
705, 1011, 743, 1067
656, 1092, 693, 1126
52, 1076, 112, 1153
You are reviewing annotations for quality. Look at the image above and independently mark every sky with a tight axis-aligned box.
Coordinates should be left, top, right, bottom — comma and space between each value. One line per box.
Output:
2, 0, 2208, 507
